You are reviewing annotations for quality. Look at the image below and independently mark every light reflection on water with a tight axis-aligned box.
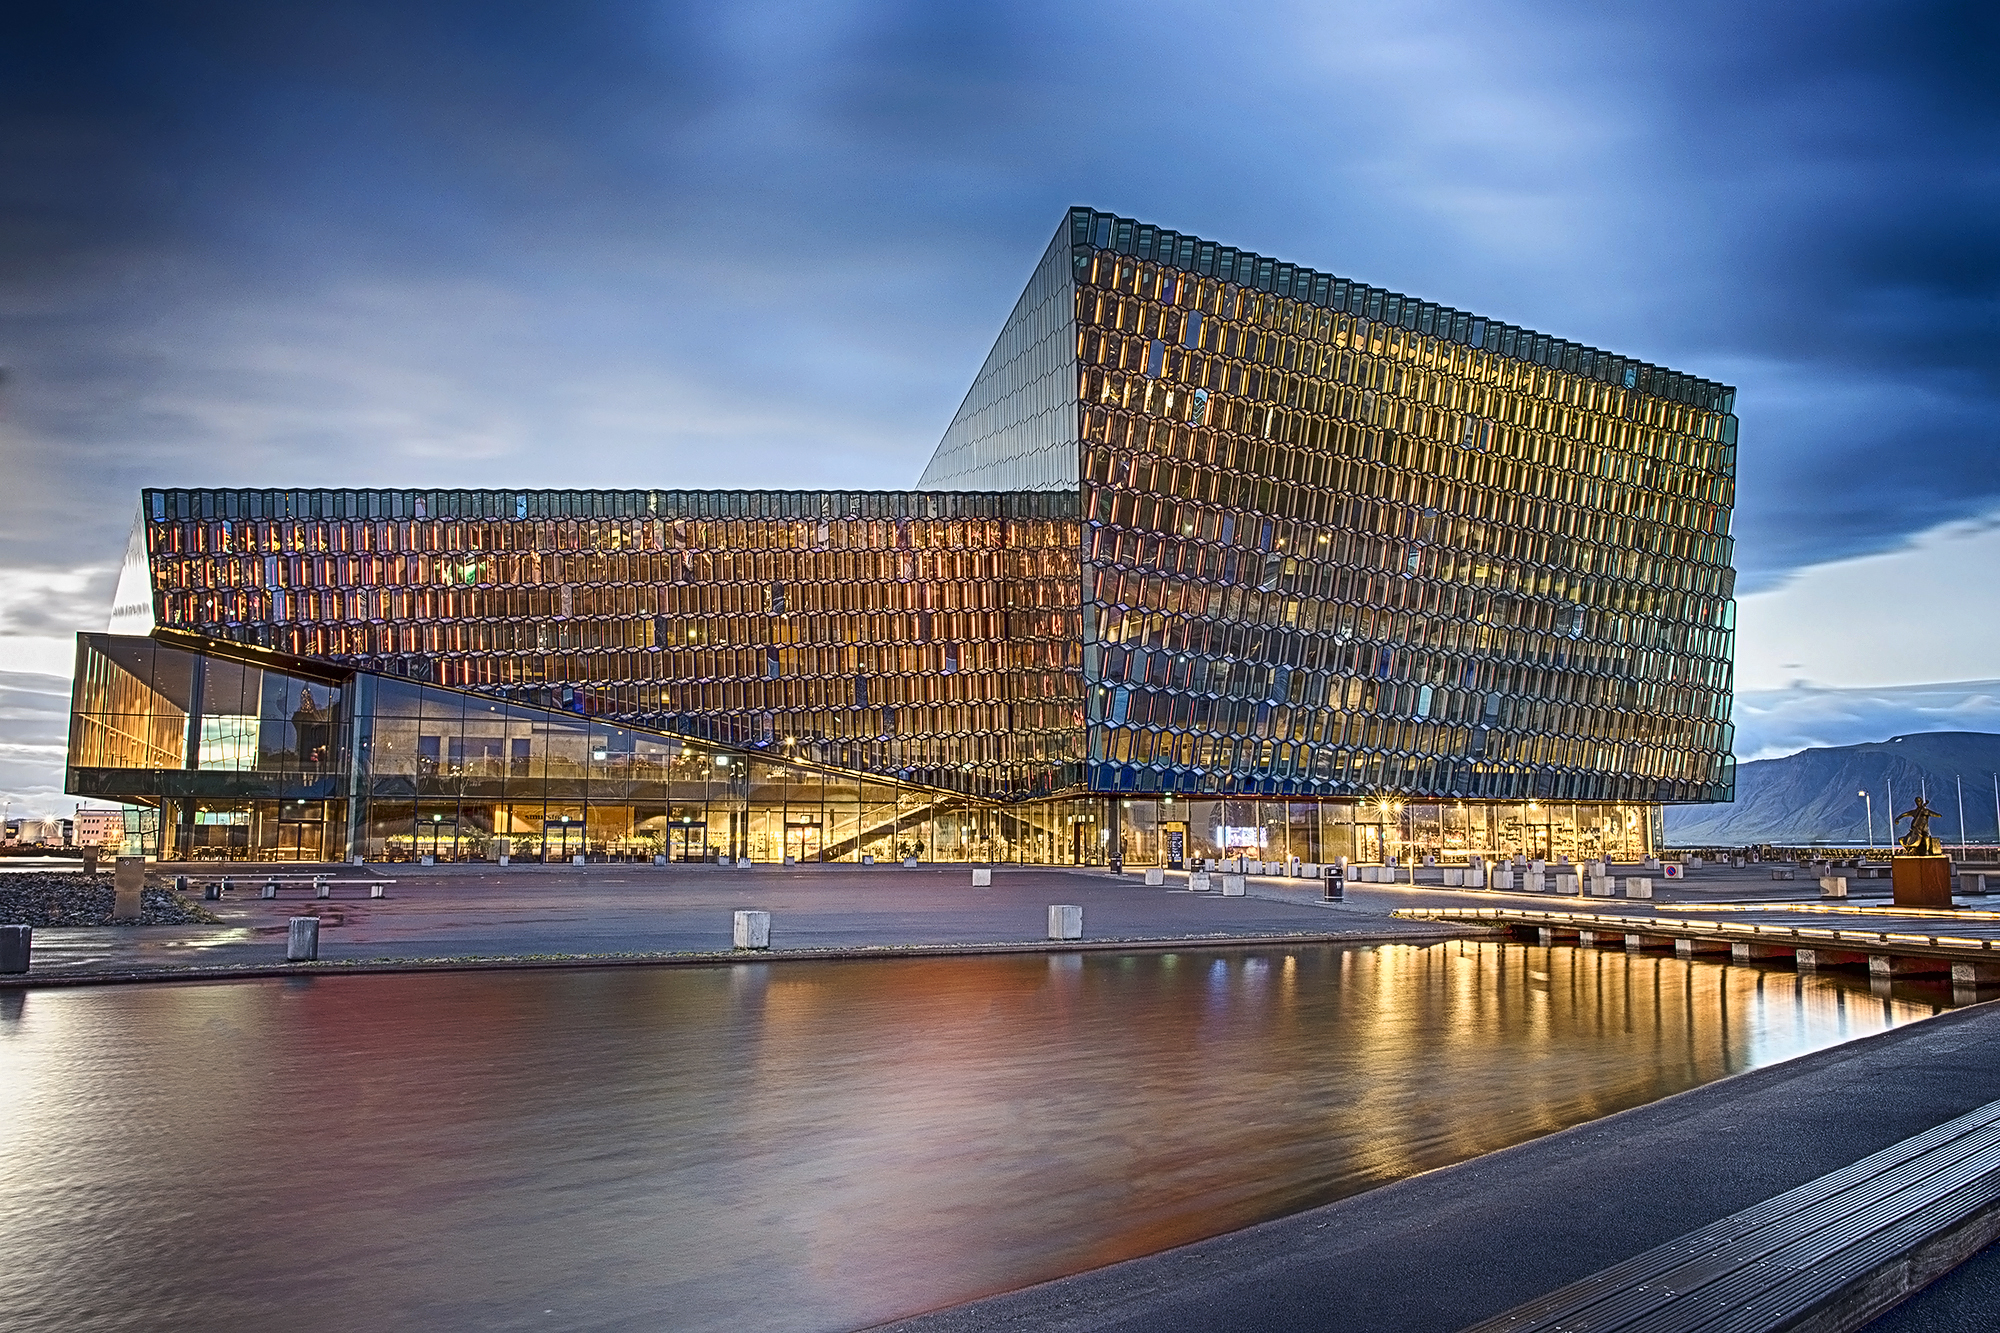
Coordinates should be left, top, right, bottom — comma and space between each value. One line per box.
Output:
0, 942, 1946, 1332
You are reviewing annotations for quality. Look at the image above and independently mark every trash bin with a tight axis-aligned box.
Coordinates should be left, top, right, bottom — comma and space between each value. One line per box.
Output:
1323, 867, 1345, 901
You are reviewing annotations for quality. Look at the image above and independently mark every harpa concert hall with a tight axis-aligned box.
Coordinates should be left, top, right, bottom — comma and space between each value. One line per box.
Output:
67, 208, 1738, 866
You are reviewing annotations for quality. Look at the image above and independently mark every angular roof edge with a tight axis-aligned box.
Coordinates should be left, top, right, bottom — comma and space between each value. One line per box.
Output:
1067, 206, 1735, 414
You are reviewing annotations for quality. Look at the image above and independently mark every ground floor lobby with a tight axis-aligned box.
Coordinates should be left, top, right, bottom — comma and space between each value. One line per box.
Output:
118, 792, 1659, 866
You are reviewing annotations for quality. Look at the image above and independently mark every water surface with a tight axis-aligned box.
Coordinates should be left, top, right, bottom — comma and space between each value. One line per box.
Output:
0, 942, 1947, 1331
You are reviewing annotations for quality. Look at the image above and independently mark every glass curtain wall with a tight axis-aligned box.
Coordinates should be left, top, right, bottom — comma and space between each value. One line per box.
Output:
1065, 208, 1736, 808
134, 489, 1085, 803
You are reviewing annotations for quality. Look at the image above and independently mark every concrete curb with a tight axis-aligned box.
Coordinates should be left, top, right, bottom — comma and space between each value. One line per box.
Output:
0, 926, 1489, 990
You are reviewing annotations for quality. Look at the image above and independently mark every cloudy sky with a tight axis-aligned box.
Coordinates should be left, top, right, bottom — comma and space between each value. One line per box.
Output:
1, 0, 1995, 815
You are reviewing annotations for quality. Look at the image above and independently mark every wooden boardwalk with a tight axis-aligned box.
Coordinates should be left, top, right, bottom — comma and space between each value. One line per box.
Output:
1391, 904, 2000, 982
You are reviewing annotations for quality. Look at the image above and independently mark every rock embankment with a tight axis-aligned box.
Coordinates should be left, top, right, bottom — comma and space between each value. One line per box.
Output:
0, 873, 222, 927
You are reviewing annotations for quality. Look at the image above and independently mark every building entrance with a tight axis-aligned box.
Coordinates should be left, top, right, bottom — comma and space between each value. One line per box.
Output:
544, 818, 585, 860
786, 819, 821, 863
415, 816, 457, 861
667, 823, 708, 862
274, 800, 327, 861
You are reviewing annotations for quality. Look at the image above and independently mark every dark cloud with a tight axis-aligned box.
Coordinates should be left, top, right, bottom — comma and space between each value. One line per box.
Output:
0, 0, 1993, 593
1734, 679, 2000, 761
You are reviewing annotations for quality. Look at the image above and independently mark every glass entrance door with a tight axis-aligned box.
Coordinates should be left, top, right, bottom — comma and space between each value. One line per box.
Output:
416, 819, 458, 861
786, 821, 821, 863
668, 823, 708, 862
544, 818, 585, 861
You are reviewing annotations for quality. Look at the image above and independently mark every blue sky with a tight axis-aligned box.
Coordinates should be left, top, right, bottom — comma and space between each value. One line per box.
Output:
1, 0, 1995, 814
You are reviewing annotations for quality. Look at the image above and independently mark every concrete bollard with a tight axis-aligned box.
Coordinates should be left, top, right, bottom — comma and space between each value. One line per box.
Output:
114, 856, 145, 922
783, 855, 796, 866
732, 910, 771, 950
0, 924, 29, 974
1189, 871, 1212, 892
352, 855, 364, 866
286, 916, 320, 962
1554, 873, 1579, 895
1492, 869, 1516, 891
1820, 876, 1848, 899
1625, 877, 1654, 899
573, 854, 586, 866
1220, 874, 1246, 896
314, 877, 330, 900
419, 854, 435, 866
901, 856, 918, 868
1143, 867, 1164, 886
370, 884, 387, 899
861, 854, 874, 865
1047, 904, 1083, 940
736, 857, 752, 868
1588, 875, 1615, 897
262, 879, 278, 899
972, 868, 993, 886
653, 854, 666, 866
1522, 873, 1546, 893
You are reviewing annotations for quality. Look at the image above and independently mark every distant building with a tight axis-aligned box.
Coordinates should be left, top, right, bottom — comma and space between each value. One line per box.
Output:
5, 817, 71, 848
68, 207, 1737, 865
74, 806, 126, 848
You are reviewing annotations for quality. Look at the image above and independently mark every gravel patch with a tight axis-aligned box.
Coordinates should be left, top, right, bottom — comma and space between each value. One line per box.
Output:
0, 873, 223, 927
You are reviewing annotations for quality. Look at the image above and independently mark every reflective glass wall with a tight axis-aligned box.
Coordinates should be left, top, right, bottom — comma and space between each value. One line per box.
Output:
67, 634, 350, 860
1063, 208, 1737, 806
135, 490, 1084, 801
69, 634, 1654, 864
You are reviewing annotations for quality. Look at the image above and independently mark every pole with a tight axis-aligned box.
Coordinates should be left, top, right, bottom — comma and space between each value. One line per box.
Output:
1859, 790, 1873, 848
1958, 775, 1968, 853
1887, 778, 1895, 847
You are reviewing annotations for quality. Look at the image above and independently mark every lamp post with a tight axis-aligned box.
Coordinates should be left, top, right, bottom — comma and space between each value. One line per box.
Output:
1858, 790, 1874, 849
1958, 775, 1968, 853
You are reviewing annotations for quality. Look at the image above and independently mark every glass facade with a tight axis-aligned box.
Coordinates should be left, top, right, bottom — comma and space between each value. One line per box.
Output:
69, 207, 1734, 863
1051, 209, 1736, 807
132, 490, 1082, 801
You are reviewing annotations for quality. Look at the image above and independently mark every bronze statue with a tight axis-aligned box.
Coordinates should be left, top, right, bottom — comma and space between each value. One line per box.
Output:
1896, 795, 1945, 857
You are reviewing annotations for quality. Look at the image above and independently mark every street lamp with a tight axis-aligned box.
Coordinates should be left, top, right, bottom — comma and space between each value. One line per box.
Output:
1858, 790, 1874, 849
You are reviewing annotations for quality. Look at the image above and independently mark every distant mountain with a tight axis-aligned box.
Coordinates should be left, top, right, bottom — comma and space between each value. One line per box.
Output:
1664, 731, 2000, 847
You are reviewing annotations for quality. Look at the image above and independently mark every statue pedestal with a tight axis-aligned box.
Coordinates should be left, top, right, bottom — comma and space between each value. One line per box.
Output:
1892, 856, 1953, 909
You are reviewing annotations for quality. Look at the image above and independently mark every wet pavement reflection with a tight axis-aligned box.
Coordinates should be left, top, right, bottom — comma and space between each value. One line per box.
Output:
0, 942, 1951, 1332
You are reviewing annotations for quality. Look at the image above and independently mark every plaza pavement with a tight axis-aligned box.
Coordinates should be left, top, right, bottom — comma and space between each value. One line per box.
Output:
11, 862, 1465, 984
8, 856, 1962, 986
